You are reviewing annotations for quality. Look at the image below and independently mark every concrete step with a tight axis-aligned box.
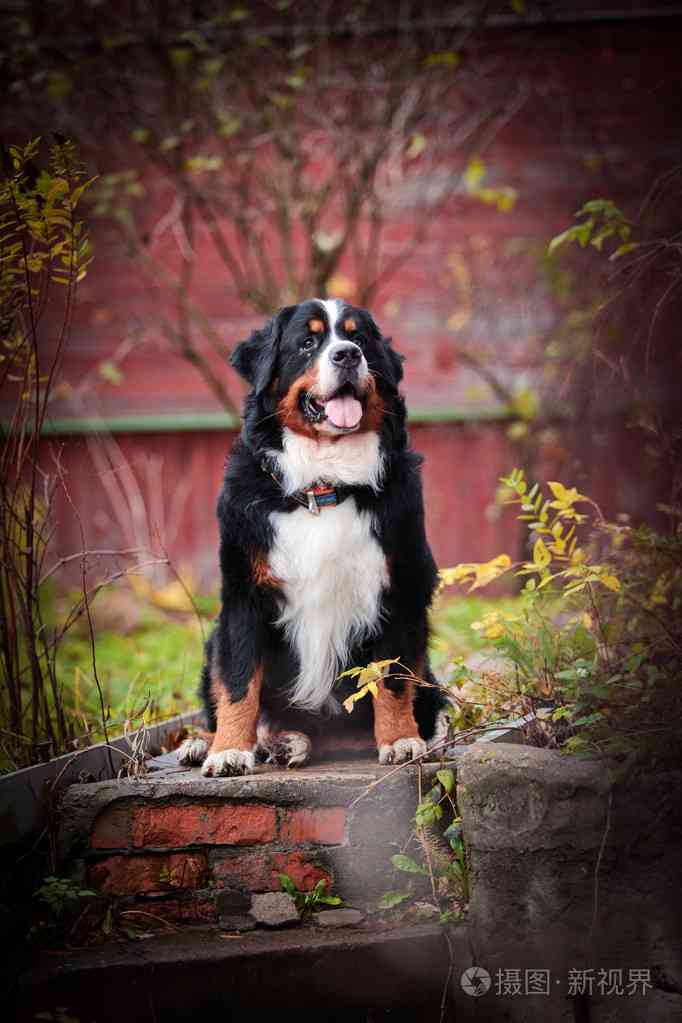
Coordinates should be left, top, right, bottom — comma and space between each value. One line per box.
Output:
57, 752, 468, 924
14, 920, 478, 1022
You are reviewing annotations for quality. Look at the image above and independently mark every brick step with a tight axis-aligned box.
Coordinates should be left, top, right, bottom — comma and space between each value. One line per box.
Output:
15, 921, 479, 1022
58, 753, 465, 923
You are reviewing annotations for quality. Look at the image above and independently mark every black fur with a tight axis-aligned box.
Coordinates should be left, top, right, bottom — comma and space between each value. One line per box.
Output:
200, 299, 446, 752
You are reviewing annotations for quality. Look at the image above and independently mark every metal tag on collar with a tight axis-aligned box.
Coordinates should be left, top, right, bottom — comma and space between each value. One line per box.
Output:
306, 489, 320, 515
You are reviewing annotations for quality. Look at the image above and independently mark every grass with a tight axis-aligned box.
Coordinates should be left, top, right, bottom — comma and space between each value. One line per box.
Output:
51, 590, 520, 740
56, 620, 206, 739
31, 580, 218, 754
1, 588, 520, 772
429, 591, 522, 677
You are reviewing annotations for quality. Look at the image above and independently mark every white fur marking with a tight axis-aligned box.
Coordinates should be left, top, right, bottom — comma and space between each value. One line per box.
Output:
201, 749, 256, 776
317, 298, 342, 341
378, 737, 427, 765
176, 736, 209, 765
318, 340, 369, 399
269, 498, 388, 712
269, 429, 384, 495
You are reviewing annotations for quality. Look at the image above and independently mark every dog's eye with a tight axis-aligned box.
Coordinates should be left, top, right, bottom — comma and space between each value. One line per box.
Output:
300, 337, 318, 353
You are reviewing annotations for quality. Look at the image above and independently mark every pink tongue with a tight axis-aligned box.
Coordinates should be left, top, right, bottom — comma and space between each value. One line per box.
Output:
324, 395, 363, 429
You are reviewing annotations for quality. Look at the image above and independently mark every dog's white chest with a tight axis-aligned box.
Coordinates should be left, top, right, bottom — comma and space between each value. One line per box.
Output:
268, 498, 388, 712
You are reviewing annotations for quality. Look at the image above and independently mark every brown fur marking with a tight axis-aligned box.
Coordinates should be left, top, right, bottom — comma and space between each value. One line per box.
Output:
278, 367, 384, 437
373, 676, 420, 748
308, 318, 324, 333
277, 368, 322, 438
210, 667, 262, 753
357, 375, 385, 434
343, 317, 357, 332
252, 551, 280, 589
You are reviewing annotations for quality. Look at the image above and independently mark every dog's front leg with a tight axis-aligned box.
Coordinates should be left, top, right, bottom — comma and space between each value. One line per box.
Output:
201, 667, 262, 776
373, 669, 427, 766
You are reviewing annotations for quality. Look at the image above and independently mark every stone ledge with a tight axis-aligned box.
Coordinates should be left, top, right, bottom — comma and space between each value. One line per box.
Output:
15, 922, 474, 1022
58, 756, 461, 907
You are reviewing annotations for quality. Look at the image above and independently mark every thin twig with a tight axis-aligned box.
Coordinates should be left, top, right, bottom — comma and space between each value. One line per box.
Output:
588, 788, 613, 946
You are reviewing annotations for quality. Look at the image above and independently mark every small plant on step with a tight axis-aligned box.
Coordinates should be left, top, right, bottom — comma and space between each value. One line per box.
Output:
278, 873, 342, 915
34, 876, 97, 919
380, 767, 468, 924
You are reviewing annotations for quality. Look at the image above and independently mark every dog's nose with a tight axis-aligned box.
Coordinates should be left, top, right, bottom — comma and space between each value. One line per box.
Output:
331, 343, 361, 367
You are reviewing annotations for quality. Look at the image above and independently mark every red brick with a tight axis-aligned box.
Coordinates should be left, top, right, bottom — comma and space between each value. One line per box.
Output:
279, 806, 346, 846
211, 852, 272, 893
271, 852, 331, 892
118, 900, 181, 927
88, 852, 207, 896
131, 896, 217, 923
91, 804, 131, 850
131, 802, 276, 848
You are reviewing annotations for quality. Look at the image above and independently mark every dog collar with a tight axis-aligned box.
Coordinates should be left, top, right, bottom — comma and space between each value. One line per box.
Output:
260, 457, 352, 516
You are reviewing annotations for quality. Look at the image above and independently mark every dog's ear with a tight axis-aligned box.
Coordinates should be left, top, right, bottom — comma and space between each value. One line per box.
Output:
230, 306, 297, 395
364, 311, 404, 386
382, 336, 405, 385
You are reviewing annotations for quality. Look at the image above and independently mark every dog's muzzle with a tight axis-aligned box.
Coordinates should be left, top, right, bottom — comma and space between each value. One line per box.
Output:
301, 342, 368, 431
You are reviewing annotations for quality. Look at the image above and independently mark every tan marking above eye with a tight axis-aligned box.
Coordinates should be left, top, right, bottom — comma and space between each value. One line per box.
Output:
308, 318, 324, 333
343, 318, 357, 332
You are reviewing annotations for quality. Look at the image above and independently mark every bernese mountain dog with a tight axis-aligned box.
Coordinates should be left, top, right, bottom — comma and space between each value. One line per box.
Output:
177, 298, 448, 776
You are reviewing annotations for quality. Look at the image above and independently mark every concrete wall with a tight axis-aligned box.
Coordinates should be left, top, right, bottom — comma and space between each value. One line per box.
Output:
458, 744, 682, 1021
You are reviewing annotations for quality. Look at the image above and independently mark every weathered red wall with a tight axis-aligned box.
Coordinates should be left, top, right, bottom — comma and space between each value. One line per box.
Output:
42, 422, 522, 588
35, 16, 682, 589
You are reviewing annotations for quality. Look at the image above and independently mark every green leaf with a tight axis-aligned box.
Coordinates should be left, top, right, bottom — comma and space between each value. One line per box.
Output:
379, 890, 411, 909
278, 872, 297, 895
443, 821, 463, 845
436, 768, 455, 794
609, 242, 639, 260
391, 854, 428, 876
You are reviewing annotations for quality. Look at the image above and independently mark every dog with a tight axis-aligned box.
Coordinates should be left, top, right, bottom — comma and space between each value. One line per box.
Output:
177, 298, 449, 776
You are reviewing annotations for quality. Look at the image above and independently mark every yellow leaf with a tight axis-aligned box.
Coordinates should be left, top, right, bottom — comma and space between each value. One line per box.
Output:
547, 481, 587, 509
533, 538, 551, 569
601, 574, 621, 592
440, 555, 512, 592
470, 612, 506, 640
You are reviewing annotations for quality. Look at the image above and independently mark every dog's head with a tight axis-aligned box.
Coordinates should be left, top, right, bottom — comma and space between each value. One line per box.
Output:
231, 298, 405, 446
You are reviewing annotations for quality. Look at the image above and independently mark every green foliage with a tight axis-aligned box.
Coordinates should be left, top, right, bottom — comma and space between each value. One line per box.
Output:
548, 199, 638, 261
382, 771, 469, 921
54, 612, 206, 740
0, 137, 96, 770
34, 876, 96, 919
391, 853, 429, 876
378, 889, 411, 909
277, 873, 342, 914
441, 469, 682, 764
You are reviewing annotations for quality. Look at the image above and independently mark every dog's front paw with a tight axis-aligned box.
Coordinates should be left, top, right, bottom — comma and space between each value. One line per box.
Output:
176, 735, 209, 765
264, 731, 312, 768
378, 737, 427, 765
201, 749, 256, 777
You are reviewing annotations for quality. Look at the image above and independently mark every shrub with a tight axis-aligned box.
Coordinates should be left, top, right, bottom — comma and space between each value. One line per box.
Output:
441, 469, 682, 765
